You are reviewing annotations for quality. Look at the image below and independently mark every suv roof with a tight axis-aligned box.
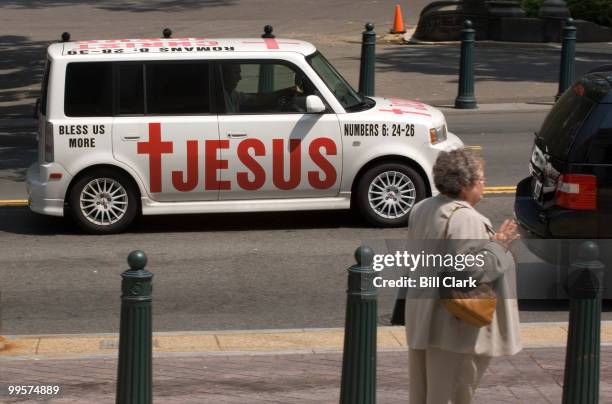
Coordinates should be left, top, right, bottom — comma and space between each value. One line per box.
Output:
48, 38, 317, 59
578, 71, 612, 103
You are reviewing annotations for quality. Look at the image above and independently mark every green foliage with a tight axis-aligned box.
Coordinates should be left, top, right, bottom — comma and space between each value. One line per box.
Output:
567, 0, 612, 26
520, 0, 544, 18
521, 0, 612, 26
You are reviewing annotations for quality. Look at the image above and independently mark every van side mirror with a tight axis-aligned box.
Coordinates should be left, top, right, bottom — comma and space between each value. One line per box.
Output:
306, 95, 326, 113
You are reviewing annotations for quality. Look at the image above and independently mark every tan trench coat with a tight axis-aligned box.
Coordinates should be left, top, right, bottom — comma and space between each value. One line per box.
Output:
402, 194, 522, 357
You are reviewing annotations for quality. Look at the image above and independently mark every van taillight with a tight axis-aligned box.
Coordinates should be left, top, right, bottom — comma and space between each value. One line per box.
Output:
44, 121, 54, 162
555, 174, 597, 210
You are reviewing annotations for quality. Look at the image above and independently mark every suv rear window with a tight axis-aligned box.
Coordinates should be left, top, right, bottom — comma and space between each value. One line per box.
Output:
65, 62, 113, 117
537, 84, 596, 159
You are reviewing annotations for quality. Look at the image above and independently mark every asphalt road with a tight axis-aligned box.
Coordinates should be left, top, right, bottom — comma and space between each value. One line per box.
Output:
2, 110, 611, 336
3, 0, 612, 119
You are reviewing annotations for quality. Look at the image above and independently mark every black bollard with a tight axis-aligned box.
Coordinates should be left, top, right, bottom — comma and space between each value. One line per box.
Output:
61, 32, 71, 42
259, 26, 276, 92
162, 28, 172, 38
116, 251, 153, 404
340, 246, 377, 404
562, 241, 604, 404
455, 20, 477, 109
557, 18, 576, 100
359, 23, 376, 97
262, 25, 275, 38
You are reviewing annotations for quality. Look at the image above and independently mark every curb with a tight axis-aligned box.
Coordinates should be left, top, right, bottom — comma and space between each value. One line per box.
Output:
405, 38, 566, 48
438, 102, 553, 115
2, 322, 611, 361
0, 200, 28, 207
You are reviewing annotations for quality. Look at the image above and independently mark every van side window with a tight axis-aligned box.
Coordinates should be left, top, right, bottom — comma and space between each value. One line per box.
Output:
219, 62, 319, 114
118, 64, 144, 115
145, 62, 210, 114
65, 62, 113, 117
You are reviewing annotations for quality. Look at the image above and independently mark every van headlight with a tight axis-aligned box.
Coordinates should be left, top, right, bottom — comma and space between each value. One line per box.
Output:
429, 125, 447, 144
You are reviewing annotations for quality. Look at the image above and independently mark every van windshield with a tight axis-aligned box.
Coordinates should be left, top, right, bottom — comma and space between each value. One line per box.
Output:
306, 51, 364, 111
537, 85, 596, 159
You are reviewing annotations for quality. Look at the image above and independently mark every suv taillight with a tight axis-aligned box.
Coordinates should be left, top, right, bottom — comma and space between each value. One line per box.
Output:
44, 121, 54, 162
555, 174, 597, 210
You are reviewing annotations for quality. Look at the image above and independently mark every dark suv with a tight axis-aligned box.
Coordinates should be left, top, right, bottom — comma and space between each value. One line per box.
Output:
514, 72, 612, 299
515, 72, 612, 264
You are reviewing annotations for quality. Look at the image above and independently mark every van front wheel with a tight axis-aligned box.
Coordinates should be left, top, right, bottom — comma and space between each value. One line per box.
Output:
356, 163, 426, 227
68, 170, 138, 234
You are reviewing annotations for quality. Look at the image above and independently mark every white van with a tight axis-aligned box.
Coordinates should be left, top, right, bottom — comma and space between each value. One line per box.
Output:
27, 37, 463, 233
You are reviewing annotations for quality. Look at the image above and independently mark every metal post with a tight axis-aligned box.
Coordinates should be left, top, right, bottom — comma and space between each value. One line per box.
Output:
116, 251, 153, 404
262, 24, 275, 38
259, 25, 275, 93
340, 246, 377, 404
562, 241, 604, 404
557, 18, 576, 100
359, 23, 376, 96
162, 28, 172, 38
455, 19, 477, 109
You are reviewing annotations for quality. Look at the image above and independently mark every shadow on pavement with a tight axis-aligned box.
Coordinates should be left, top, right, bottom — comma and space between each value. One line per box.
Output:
0, 128, 37, 183
0, 207, 367, 236
371, 45, 612, 84
0, 35, 49, 118
0, 0, 238, 13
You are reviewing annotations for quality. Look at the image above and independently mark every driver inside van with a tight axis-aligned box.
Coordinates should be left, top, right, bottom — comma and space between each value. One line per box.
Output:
221, 64, 308, 113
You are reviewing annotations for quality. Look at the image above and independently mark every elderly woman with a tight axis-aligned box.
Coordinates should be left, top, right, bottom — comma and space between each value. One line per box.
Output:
403, 149, 522, 404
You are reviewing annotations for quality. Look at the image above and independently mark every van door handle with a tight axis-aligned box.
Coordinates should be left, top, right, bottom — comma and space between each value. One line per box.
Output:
121, 136, 141, 141
227, 133, 248, 139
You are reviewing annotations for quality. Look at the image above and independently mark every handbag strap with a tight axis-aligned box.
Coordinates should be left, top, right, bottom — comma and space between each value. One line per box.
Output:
443, 205, 468, 239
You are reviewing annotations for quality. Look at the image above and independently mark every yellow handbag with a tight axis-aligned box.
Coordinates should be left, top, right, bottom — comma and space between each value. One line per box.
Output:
440, 283, 497, 327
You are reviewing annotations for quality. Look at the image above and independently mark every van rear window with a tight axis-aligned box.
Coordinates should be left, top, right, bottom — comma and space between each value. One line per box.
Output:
146, 62, 210, 114
118, 64, 144, 115
65, 62, 113, 117
537, 85, 595, 159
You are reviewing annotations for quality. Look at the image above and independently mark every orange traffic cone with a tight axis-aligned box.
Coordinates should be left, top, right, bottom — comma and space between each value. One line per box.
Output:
390, 4, 406, 34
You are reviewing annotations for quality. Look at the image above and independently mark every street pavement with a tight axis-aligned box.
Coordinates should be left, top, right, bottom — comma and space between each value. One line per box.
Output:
2, 347, 612, 403
2, 0, 612, 118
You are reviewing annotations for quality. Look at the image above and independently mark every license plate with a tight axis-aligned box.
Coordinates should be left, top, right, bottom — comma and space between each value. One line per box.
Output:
533, 179, 542, 200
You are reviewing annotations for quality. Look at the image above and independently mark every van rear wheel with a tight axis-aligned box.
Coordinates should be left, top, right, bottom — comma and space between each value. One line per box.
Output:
356, 162, 426, 227
68, 169, 138, 234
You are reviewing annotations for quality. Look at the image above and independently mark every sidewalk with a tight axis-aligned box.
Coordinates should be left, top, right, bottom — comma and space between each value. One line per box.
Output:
2, 347, 611, 403
2, 323, 612, 403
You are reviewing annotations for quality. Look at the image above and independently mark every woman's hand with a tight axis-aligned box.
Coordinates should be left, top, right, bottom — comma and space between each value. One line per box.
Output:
492, 219, 519, 251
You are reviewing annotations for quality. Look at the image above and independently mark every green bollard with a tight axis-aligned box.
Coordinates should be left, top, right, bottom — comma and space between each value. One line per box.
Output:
359, 23, 376, 97
340, 246, 377, 404
562, 241, 604, 404
259, 25, 275, 93
557, 18, 576, 100
455, 20, 477, 109
116, 251, 153, 404
262, 24, 275, 39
